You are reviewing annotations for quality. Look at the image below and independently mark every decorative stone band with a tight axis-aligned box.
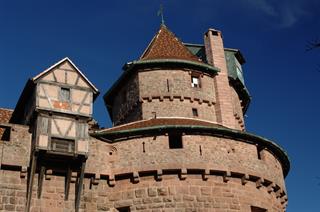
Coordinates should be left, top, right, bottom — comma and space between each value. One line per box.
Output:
139, 95, 215, 106
85, 167, 288, 207
92, 125, 290, 178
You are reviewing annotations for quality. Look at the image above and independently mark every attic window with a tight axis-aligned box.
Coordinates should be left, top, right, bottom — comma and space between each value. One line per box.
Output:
169, 133, 183, 149
60, 87, 70, 102
191, 75, 200, 88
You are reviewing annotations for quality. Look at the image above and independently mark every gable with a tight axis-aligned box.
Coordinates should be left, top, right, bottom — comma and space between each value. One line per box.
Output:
33, 58, 98, 95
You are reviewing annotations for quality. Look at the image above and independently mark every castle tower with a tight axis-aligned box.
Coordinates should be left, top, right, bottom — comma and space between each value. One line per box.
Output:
0, 24, 289, 212
96, 24, 289, 211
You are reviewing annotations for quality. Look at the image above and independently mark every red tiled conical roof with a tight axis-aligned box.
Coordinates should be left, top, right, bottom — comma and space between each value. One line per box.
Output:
140, 24, 201, 62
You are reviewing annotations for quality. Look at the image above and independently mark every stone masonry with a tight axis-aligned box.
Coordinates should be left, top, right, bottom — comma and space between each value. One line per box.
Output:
0, 24, 290, 212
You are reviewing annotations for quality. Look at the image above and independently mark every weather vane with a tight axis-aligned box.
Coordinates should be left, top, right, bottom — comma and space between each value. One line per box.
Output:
157, 4, 165, 25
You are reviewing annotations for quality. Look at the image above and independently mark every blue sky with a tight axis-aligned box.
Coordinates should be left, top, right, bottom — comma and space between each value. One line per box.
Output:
0, 0, 319, 211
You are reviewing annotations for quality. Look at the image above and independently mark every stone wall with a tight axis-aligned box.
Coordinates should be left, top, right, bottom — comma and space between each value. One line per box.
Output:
112, 73, 140, 126
88, 135, 285, 191
0, 169, 286, 212
230, 87, 245, 131
138, 69, 216, 122
0, 123, 31, 168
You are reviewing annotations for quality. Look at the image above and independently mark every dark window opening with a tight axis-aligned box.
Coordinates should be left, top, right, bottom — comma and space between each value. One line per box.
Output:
169, 134, 183, 149
116, 206, 130, 212
257, 146, 264, 160
191, 75, 200, 88
211, 30, 219, 36
0, 126, 11, 141
192, 108, 198, 117
60, 87, 70, 102
251, 206, 267, 212
51, 137, 75, 153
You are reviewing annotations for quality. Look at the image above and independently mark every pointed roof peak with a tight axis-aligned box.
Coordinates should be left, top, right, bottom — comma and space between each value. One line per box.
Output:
140, 24, 202, 63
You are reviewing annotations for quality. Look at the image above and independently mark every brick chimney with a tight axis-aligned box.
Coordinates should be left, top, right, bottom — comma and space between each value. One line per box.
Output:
204, 29, 235, 128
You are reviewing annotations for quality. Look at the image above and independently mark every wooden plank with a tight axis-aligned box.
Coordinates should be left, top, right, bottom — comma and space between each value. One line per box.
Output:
26, 153, 37, 212
65, 166, 72, 200
37, 165, 45, 198
75, 160, 86, 212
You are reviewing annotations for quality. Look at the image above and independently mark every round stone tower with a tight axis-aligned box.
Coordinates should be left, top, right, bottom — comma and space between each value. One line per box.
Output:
93, 24, 289, 212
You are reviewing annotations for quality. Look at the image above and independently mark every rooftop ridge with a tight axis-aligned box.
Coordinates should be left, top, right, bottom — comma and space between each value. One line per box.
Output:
140, 25, 202, 62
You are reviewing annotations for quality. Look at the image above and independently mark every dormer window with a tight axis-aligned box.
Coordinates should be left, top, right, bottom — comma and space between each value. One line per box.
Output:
191, 75, 200, 88
60, 87, 70, 102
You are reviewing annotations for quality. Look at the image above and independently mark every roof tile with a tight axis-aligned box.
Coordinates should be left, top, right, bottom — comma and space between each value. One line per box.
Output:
140, 25, 201, 62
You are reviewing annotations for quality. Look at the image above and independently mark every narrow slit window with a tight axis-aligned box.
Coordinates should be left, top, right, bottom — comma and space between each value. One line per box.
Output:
60, 87, 70, 102
192, 108, 198, 117
251, 206, 267, 212
116, 207, 130, 212
257, 146, 264, 160
191, 76, 200, 88
169, 134, 183, 149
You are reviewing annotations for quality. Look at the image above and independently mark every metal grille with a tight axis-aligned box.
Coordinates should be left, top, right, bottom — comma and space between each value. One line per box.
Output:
51, 138, 75, 153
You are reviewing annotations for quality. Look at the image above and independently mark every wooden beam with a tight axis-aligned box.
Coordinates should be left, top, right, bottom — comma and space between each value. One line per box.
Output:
65, 166, 72, 200
26, 153, 37, 212
75, 160, 86, 212
37, 165, 45, 199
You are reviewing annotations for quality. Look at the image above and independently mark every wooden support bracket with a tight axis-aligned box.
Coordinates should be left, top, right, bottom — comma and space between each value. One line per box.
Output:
156, 169, 163, 181
45, 169, 53, 180
75, 160, 86, 212
180, 168, 187, 180
71, 172, 78, 183
133, 172, 140, 183
91, 174, 101, 185
20, 166, 27, 178
276, 188, 283, 198
26, 153, 37, 212
65, 167, 72, 200
256, 177, 264, 189
241, 174, 249, 185
202, 169, 210, 181
267, 183, 275, 193
223, 171, 231, 183
108, 174, 116, 187
37, 165, 45, 199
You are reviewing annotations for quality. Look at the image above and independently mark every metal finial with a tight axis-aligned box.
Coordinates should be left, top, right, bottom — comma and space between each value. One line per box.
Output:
157, 4, 165, 25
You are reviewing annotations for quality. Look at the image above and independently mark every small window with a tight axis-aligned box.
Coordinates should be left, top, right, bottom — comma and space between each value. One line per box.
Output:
169, 134, 183, 149
191, 76, 200, 88
51, 137, 75, 153
60, 87, 70, 102
116, 207, 130, 212
192, 108, 198, 117
251, 206, 267, 212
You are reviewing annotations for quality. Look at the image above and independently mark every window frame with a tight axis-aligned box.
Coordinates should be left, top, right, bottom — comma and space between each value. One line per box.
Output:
191, 75, 201, 88
60, 87, 71, 102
